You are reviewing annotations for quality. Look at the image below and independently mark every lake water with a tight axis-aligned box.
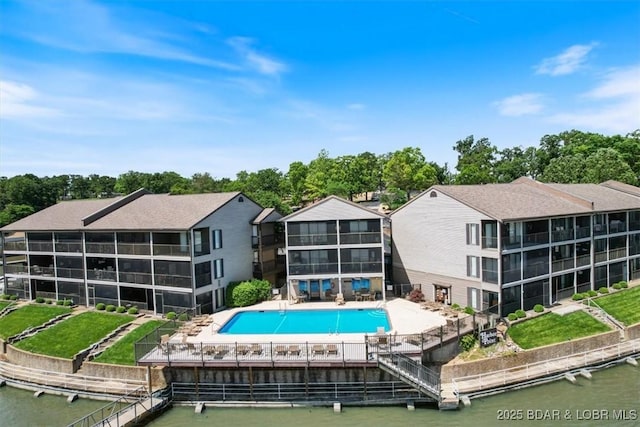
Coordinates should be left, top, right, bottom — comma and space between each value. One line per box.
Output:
1, 362, 638, 426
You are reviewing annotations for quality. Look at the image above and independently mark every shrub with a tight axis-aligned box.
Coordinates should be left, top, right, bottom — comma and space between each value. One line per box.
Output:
116, 306, 126, 313
96, 303, 106, 311
0, 294, 8, 300
572, 293, 584, 301
232, 282, 260, 307
408, 289, 425, 303
619, 281, 628, 288
515, 309, 527, 319
106, 304, 116, 312
464, 306, 474, 315
178, 313, 189, 321
459, 334, 476, 352
36, 297, 45, 303
56, 300, 64, 306
533, 304, 544, 313
166, 311, 177, 320
451, 303, 461, 311
128, 307, 139, 315
9, 295, 18, 301
613, 283, 622, 290
251, 279, 272, 302
587, 290, 598, 297
45, 299, 53, 304
63, 299, 73, 306
508, 313, 518, 321
598, 287, 609, 294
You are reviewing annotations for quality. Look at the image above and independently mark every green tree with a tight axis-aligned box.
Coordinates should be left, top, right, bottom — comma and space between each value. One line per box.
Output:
115, 171, 149, 194
453, 135, 497, 184
539, 155, 586, 183
68, 175, 92, 199
382, 147, 437, 201
286, 161, 308, 206
583, 148, 637, 185
0, 204, 36, 227
304, 149, 337, 201
494, 146, 537, 183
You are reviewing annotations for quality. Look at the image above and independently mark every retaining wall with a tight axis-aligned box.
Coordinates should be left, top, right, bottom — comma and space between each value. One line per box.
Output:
81, 361, 168, 391
7, 344, 75, 374
441, 330, 620, 382
627, 323, 640, 340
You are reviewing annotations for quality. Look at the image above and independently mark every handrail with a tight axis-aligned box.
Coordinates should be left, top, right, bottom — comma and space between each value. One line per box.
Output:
585, 298, 626, 331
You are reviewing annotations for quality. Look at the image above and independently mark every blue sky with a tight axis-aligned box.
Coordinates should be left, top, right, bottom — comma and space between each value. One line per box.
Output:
1, 1, 639, 179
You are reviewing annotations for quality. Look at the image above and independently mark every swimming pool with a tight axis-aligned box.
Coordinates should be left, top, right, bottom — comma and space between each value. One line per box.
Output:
218, 308, 391, 335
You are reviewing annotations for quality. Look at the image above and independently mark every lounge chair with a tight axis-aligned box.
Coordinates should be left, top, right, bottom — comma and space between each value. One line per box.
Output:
214, 345, 229, 358
288, 345, 301, 356
335, 293, 345, 305
311, 344, 325, 356
250, 344, 263, 355
236, 344, 250, 356
274, 345, 288, 356
326, 344, 338, 355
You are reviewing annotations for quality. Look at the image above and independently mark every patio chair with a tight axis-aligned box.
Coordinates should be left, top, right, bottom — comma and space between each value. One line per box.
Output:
335, 293, 345, 305
214, 345, 229, 358
326, 344, 338, 355
274, 345, 288, 356
236, 344, 250, 356
250, 344, 263, 355
311, 344, 325, 356
288, 345, 301, 356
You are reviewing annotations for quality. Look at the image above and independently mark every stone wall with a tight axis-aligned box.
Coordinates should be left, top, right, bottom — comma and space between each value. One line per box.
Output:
441, 330, 620, 382
627, 323, 640, 340
82, 361, 168, 391
7, 344, 75, 373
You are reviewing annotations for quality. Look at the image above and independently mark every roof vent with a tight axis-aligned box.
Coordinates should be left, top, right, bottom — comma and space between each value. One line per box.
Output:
430, 191, 437, 198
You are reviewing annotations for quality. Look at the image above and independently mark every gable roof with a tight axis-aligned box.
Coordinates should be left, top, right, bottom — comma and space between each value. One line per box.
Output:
252, 208, 283, 224
280, 195, 387, 222
1, 191, 246, 232
392, 178, 640, 221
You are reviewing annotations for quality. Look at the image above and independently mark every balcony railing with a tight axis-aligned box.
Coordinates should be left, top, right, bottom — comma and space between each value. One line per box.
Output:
523, 263, 549, 279
609, 248, 627, 260
482, 237, 498, 249
287, 234, 337, 246
523, 232, 549, 247
87, 269, 117, 281
4, 241, 26, 251
501, 268, 521, 284
289, 263, 339, 275
154, 274, 192, 288
4, 264, 28, 274
55, 242, 83, 253
153, 244, 190, 257
552, 258, 574, 272
30, 266, 55, 276
119, 272, 152, 285
501, 237, 522, 250
339, 233, 381, 245
594, 251, 608, 263
28, 241, 54, 252
575, 227, 591, 239
576, 254, 591, 267
608, 222, 627, 234
482, 270, 499, 284
195, 273, 212, 287
56, 267, 85, 279
340, 262, 383, 274
629, 220, 640, 231
551, 229, 574, 242
85, 242, 116, 254
117, 243, 151, 256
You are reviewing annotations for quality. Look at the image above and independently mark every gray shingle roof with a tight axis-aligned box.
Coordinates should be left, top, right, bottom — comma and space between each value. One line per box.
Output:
394, 178, 640, 221
280, 195, 388, 222
1, 192, 243, 231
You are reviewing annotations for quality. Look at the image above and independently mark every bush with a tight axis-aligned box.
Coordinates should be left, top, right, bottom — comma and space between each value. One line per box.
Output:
251, 279, 272, 302
116, 306, 126, 313
9, 295, 18, 301
464, 306, 474, 315
0, 294, 8, 300
106, 304, 116, 312
178, 313, 189, 321
232, 282, 260, 307
96, 303, 106, 311
618, 281, 628, 289
572, 293, 584, 301
36, 297, 45, 303
508, 313, 518, 321
451, 303, 461, 311
128, 307, 139, 315
63, 299, 73, 306
166, 311, 177, 320
459, 334, 476, 352
613, 283, 622, 290
598, 287, 609, 294
515, 309, 527, 319
45, 299, 53, 304
56, 300, 64, 305
533, 304, 544, 313
408, 289, 425, 303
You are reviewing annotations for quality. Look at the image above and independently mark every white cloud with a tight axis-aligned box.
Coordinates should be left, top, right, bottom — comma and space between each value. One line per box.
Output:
0, 80, 60, 118
493, 93, 544, 116
536, 43, 598, 76
548, 65, 640, 132
227, 37, 287, 76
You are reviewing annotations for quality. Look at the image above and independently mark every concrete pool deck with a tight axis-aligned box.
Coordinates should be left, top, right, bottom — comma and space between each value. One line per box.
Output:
184, 298, 449, 345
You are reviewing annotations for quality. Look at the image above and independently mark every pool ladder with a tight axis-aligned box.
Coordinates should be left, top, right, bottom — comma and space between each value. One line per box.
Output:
279, 303, 286, 315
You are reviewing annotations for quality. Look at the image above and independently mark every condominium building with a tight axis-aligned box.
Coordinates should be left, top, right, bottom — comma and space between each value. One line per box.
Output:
0, 189, 283, 314
281, 196, 390, 302
391, 178, 640, 316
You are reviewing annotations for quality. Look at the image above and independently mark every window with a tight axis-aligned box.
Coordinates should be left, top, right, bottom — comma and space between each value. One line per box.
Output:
466, 224, 479, 245
466, 256, 480, 278
214, 259, 224, 279
212, 229, 223, 249
482, 257, 499, 284
193, 227, 210, 256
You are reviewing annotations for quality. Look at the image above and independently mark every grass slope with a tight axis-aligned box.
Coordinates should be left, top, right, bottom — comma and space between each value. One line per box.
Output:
508, 311, 611, 350
593, 286, 640, 326
0, 304, 71, 340
94, 320, 164, 365
15, 311, 134, 359
0, 301, 13, 312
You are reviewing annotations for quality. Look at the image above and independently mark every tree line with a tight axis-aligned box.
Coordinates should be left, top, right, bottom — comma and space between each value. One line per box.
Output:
1, 129, 638, 227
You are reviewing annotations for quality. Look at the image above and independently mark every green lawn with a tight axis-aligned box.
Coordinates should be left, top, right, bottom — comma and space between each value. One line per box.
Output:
0, 301, 13, 312
14, 311, 134, 359
93, 319, 164, 365
0, 304, 71, 340
593, 286, 640, 326
508, 311, 611, 350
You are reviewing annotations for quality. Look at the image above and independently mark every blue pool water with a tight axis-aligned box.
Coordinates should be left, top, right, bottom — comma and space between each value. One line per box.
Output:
218, 308, 390, 334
